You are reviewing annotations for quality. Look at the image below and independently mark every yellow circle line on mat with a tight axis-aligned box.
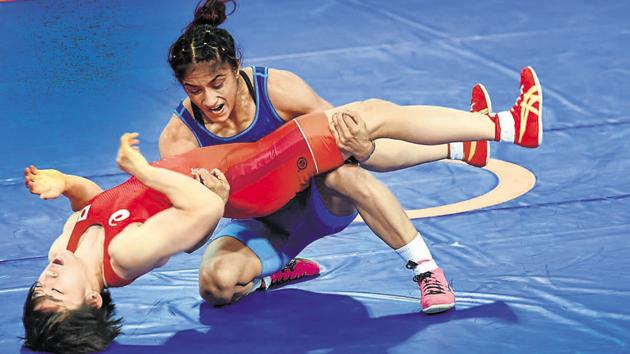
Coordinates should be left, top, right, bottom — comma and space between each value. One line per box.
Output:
353, 158, 536, 222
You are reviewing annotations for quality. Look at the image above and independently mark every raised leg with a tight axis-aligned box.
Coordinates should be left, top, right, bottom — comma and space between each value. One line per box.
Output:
326, 67, 542, 149
333, 83, 493, 171
359, 140, 448, 172
328, 99, 496, 144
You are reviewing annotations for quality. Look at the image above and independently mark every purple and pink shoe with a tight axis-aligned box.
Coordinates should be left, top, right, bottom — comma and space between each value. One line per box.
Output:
264, 258, 320, 289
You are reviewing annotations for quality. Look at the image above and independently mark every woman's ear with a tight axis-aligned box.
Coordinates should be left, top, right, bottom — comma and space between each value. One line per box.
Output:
234, 59, 241, 74
86, 291, 103, 309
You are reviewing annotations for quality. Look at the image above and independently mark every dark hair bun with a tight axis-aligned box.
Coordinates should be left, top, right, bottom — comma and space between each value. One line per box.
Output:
192, 0, 236, 28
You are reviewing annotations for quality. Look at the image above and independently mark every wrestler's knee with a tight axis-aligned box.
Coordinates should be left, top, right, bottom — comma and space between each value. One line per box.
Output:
342, 98, 398, 136
198, 255, 242, 305
322, 165, 376, 205
344, 98, 397, 111
360, 98, 398, 110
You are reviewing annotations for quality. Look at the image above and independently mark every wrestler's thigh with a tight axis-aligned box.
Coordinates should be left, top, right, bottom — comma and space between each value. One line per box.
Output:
282, 178, 357, 259
324, 98, 398, 136
314, 170, 357, 217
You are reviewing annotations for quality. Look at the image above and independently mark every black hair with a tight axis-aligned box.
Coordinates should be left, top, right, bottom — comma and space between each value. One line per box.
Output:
168, 0, 240, 81
22, 283, 122, 353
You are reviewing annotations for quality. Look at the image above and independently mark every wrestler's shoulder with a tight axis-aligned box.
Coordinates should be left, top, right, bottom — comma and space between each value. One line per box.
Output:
159, 108, 199, 156
161, 115, 194, 140
266, 68, 326, 119
266, 68, 306, 93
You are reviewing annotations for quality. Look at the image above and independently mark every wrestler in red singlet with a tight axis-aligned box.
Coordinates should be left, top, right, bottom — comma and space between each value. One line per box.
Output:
64, 112, 343, 287
158, 111, 343, 218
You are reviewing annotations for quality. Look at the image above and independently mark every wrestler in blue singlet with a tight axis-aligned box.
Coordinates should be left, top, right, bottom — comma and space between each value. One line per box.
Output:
174, 66, 357, 276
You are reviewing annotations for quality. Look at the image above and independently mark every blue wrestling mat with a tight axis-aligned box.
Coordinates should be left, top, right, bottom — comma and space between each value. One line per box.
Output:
2, 1, 630, 353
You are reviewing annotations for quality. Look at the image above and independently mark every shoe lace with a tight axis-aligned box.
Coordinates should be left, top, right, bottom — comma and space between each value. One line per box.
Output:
270, 259, 299, 285
512, 84, 524, 111
413, 271, 446, 295
285, 259, 297, 272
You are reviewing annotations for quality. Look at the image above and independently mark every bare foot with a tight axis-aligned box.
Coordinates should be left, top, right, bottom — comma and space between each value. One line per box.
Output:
24, 165, 66, 199
116, 132, 149, 177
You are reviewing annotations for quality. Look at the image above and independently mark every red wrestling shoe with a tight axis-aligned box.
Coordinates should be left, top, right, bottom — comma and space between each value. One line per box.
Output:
448, 84, 491, 167
265, 258, 320, 288
471, 83, 493, 116
414, 265, 455, 314
464, 84, 492, 167
470, 84, 492, 114
489, 67, 543, 148
511, 66, 543, 147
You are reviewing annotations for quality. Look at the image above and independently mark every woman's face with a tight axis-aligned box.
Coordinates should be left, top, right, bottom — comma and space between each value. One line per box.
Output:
181, 61, 240, 124
32, 250, 94, 312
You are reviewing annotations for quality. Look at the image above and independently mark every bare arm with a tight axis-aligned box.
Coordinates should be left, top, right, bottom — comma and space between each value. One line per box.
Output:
183, 168, 231, 254
62, 175, 103, 211
47, 211, 81, 260
266, 68, 333, 119
159, 112, 200, 158
112, 199, 224, 277
110, 133, 226, 278
24, 166, 102, 211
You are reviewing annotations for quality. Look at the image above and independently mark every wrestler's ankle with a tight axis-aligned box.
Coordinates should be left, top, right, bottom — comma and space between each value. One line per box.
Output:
395, 232, 434, 268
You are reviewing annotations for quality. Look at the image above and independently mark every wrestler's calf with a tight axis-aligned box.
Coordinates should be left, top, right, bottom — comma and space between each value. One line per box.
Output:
321, 162, 417, 249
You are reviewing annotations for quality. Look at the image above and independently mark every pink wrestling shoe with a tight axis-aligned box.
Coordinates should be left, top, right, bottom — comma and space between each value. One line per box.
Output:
463, 84, 492, 167
413, 264, 455, 314
488, 66, 543, 148
265, 258, 320, 288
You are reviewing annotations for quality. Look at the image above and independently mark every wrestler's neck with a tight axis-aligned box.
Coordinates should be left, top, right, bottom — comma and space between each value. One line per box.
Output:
75, 226, 106, 291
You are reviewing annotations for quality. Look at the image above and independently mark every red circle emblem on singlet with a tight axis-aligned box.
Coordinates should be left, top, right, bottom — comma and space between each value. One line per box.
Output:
297, 157, 308, 171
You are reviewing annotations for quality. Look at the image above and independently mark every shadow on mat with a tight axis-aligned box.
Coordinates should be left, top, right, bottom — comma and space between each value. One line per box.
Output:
99, 289, 517, 354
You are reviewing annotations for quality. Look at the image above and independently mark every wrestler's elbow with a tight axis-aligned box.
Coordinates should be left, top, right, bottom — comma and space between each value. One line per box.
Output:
204, 194, 226, 220
190, 184, 225, 217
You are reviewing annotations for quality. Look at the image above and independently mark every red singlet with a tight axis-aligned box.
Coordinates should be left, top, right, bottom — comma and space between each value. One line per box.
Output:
65, 112, 343, 287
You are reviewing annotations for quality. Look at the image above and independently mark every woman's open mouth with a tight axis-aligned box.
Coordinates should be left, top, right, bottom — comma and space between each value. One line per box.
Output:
209, 103, 225, 114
